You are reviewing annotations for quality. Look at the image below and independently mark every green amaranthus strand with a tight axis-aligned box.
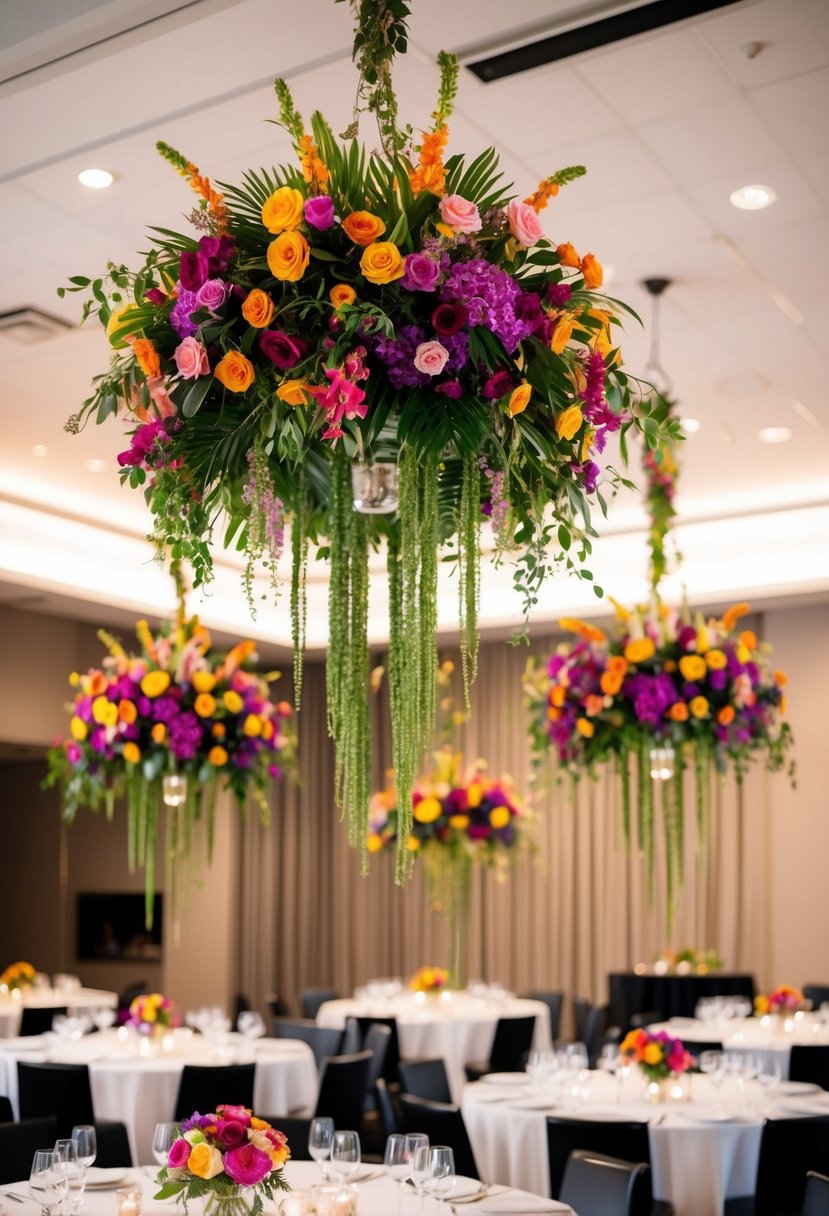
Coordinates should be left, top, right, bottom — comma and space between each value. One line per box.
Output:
394, 448, 425, 881
418, 452, 440, 779
620, 753, 631, 847
345, 511, 371, 865
458, 453, 481, 715
326, 449, 352, 751
291, 467, 308, 710
637, 739, 654, 896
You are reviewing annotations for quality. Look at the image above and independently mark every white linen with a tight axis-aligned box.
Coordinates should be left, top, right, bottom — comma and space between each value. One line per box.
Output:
317, 993, 551, 1102
0, 988, 117, 1038
647, 1014, 829, 1079
0, 1030, 316, 1165
461, 1069, 829, 1216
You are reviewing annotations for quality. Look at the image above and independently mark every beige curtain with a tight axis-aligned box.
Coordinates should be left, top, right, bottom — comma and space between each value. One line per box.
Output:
238, 626, 770, 1016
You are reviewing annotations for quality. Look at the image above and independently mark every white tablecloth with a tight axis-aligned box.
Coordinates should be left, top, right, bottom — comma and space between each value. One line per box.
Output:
461, 1070, 829, 1216
0, 1030, 316, 1165
647, 1014, 829, 1079
317, 994, 551, 1102
0, 988, 117, 1038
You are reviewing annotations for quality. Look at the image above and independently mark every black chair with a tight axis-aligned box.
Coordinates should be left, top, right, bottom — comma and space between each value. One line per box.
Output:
363, 1022, 392, 1109
572, 997, 594, 1042
0, 1117, 58, 1185
299, 989, 340, 1020
267, 1050, 374, 1155
803, 1172, 829, 1216
232, 992, 252, 1029
375, 1078, 401, 1139
347, 1017, 401, 1085
560, 1150, 652, 1216
582, 1003, 617, 1067
116, 980, 149, 1015
0, 1096, 13, 1122
271, 1018, 344, 1070
523, 991, 564, 1039
399, 1093, 479, 1179
17, 1063, 132, 1165
398, 1058, 452, 1104
688, 1040, 725, 1068
465, 1015, 537, 1081
546, 1115, 673, 1214
630, 1011, 665, 1030
804, 987, 829, 1011
266, 992, 289, 1019
19, 1006, 68, 1036
790, 1047, 829, 1091
174, 1063, 255, 1121
725, 1116, 829, 1216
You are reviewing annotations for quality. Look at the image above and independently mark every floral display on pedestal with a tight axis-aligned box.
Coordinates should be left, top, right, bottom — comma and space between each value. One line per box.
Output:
0, 962, 35, 992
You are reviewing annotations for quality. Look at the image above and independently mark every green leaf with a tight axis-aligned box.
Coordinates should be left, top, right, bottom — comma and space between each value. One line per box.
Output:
181, 377, 213, 419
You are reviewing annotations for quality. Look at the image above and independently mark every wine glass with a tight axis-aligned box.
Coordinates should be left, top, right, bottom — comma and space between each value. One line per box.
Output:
153, 1123, 179, 1167
384, 1134, 410, 1216
237, 1011, 266, 1040
71, 1126, 97, 1169
410, 1142, 431, 1215
29, 1150, 67, 1216
308, 1116, 334, 1180
427, 1146, 455, 1215
54, 1140, 85, 1215
699, 1050, 725, 1110
330, 1129, 361, 1186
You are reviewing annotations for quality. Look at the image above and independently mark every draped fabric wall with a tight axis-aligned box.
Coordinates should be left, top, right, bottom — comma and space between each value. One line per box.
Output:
238, 627, 770, 1016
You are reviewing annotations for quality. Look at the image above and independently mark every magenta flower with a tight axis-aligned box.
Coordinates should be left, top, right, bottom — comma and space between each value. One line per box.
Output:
432, 301, 468, 337
214, 1120, 248, 1149
402, 253, 442, 292
168, 1139, 191, 1169
259, 330, 308, 370
222, 1145, 272, 1186
304, 195, 335, 230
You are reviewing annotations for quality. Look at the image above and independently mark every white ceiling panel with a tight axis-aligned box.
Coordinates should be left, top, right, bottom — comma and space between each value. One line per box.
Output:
634, 94, 784, 184
697, 0, 829, 88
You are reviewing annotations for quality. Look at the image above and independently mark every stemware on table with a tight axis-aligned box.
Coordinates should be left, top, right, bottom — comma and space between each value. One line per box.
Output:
308, 1116, 335, 1180
329, 1129, 360, 1186
427, 1145, 455, 1215
53, 1139, 85, 1216
152, 1122, 179, 1166
29, 1150, 68, 1216
71, 1125, 97, 1169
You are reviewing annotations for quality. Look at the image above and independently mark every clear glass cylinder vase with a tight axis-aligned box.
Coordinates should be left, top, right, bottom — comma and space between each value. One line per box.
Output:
351, 461, 398, 514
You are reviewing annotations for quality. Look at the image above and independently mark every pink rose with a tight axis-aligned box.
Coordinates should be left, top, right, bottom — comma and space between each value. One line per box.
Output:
413, 340, 449, 377
174, 337, 210, 380
507, 200, 544, 247
439, 194, 482, 234
168, 1139, 191, 1170
195, 278, 228, 313
222, 1144, 272, 1186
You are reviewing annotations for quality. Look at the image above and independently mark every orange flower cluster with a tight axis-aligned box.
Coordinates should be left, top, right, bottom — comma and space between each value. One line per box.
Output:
298, 133, 329, 192
179, 160, 229, 234
524, 177, 560, 212
408, 125, 449, 195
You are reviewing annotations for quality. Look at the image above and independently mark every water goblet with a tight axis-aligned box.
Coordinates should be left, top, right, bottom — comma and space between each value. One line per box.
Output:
152, 1123, 179, 1167
427, 1146, 455, 1216
308, 1117, 334, 1181
54, 1140, 85, 1215
71, 1126, 96, 1169
29, 1150, 67, 1216
383, 1134, 410, 1216
410, 1143, 431, 1216
329, 1130, 360, 1187
699, 1050, 725, 1110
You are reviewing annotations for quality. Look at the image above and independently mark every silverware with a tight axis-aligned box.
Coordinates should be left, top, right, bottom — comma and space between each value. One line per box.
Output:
4, 1195, 25, 1204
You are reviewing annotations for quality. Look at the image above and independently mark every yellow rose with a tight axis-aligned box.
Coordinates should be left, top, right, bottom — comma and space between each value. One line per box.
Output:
359, 241, 405, 285
151, 722, 167, 744
576, 717, 595, 738
736, 644, 751, 665
192, 671, 216, 694
448, 813, 470, 830
330, 284, 357, 309
92, 695, 118, 727
550, 312, 575, 354
690, 696, 709, 718
208, 745, 228, 766
624, 638, 655, 664
122, 742, 141, 764
70, 716, 88, 741
267, 231, 310, 282
223, 690, 244, 714
414, 796, 442, 824
705, 649, 727, 671
261, 186, 304, 234
489, 806, 511, 829
241, 289, 276, 329
342, 211, 386, 246
141, 670, 171, 699
194, 693, 217, 718
508, 383, 532, 417
643, 1043, 663, 1066
276, 379, 311, 406
214, 351, 255, 393
555, 405, 583, 441
366, 833, 385, 854
678, 655, 707, 682
242, 714, 262, 737
187, 1143, 225, 1180
466, 783, 482, 809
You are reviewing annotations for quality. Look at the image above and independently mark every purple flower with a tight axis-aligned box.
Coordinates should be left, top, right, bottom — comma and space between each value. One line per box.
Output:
547, 282, 573, 307
304, 195, 335, 230
482, 370, 515, 400
199, 235, 235, 276
179, 251, 209, 292
117, 420, 172, 470
260, 330, 308, 370
152, 695, 182, 724
435, 379, 462, 398
432, 301, 468, 337
167, 711, 202, 761
402, 253, 442, 292
170, 287, 199, 339
168, 1139, 191, 1169
571, 460, 600, 493
373, 325, 430, 389
145, 288, 167, 307
195, 279, 228, 313
441, 259, 532, 352
180, 1113, 214, 1133
222, 1145, 272, 1186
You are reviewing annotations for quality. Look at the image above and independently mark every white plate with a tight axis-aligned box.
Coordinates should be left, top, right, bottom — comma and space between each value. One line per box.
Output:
85, 1169, 129, 1190
482, 1073, 527, 1085
508, 1096, 558, 1111
471, 1088, 526, 1103
671, 1109, 738, 1123
778, 1081, 821, 1097
452, 1179, 487, 1200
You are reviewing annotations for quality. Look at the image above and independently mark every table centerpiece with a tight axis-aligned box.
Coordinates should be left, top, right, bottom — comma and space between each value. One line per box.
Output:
620, 1027, 692, 1102
0, 962, 36, 994
126, 991, 181, 1038
755, 985, 808, 1016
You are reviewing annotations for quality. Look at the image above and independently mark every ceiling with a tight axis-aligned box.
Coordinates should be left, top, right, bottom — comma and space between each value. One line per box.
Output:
1, 0, 828, 646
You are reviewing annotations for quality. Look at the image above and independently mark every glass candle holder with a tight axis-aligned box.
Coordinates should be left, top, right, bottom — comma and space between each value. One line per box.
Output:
116, 1188, 142, 1216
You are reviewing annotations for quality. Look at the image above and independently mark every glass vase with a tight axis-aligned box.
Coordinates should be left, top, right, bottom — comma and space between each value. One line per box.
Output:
351, 460, 398, 514
203, 1188, 258, 1216
447, 853, 473, 991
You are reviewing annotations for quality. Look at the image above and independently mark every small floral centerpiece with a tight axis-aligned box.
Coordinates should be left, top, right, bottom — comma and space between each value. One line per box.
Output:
156, 1105, 290, 1216
755, 985, 807, 1015
621, 1029, 692, 1095
127, 992, 181, 1037
655, 948, 723, 975
45, 611, 293, 926
411, 966, 449, 994
0, 962, 36, 992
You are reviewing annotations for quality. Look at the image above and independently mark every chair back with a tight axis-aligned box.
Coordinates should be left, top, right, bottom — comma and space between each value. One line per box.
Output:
399, 1093, 479, 1179
266, 993, 289, 1018
398, 1058, 452, 1104
352, 1016, 401, 1084
271, 1017, 344, 1069
174, 1063, 255, 1122
582, 1004, 611, 1067
17, 1062, 95, 1138
754, 1116, 829, 1215
802, 1172, 829, 1216
546, 1115, 652, 1200
523, 992, 563, 1039
314, 1051, 373, 1130
488, 1016, 536, 1073
630, 1010, 665, 1030
571, 997, 593, 1042
790, 1047, 829, 1092
375, 1077, 401, 1139
0, 1117, 58, 1185
299, 989, 340, 1020
560, 1150, 651, 1216
804, 987, 829, 1011
19, 1006, 68, 1037
0, 1096, 13, 1123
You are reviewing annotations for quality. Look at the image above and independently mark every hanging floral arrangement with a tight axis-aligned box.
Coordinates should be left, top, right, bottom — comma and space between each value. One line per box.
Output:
642, 391, 681, 592
45, 613, 294, 925
524, 601, 794, 910
60, 1, 665, 881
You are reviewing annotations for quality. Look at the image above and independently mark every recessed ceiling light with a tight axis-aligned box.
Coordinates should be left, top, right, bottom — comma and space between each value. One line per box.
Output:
681, 418, 701, 434
31, 444, 48, 458
729, 183, 776, 211
78, 168, 114, 190
758, 426, 791, 444
85, 457, 107, 473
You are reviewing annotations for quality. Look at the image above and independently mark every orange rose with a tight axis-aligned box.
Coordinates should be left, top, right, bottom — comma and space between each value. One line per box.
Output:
276, 379, 311, 406
550, 312, 575, 354
122, 742, 141, 764
261, 186, 304, 234
214, 351, 255, 393
208, 746, 228, 766
151, 723, 167, 743
556, 242, 580, 268
739, 630, 757, 651
668, 702, 689, 722
360, 241, 405, 285
342, 211, 386, 246
600, 671, 622, 696
580, 253, 603, 289
241, 289, 276, 328
330, 284, 357, 309
717, 706, 736, 725
509, 383, 532, 416
555, 405, 583, 441
624, 638, 655, 664
133, 338, 161, 379
267, 231, 310, 282
194, 693, 217, 718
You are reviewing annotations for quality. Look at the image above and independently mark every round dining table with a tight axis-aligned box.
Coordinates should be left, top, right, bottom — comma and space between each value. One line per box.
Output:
0, 987, 117, 1038
0, 1029, 316, 1165
647, 1013, 829, 1078
461, 1068, 829, 1216
316, 991, 552, 1102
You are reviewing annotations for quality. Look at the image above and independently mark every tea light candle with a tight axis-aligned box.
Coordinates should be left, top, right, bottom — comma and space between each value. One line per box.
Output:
116, 1187, 142, 1216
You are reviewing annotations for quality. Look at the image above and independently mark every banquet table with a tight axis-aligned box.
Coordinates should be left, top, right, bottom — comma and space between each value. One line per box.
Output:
647, 1014, 829, 1079
0, 987, 117, 1038
461, 1068, 829, 1216
0, 1030, 316, 1165
317, 992, 552, 1102
0, 1161, 575, 1216
608, 972, 756, 1030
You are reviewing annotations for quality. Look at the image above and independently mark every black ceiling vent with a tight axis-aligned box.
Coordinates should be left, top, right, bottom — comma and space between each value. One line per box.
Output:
467, 0, 738, 82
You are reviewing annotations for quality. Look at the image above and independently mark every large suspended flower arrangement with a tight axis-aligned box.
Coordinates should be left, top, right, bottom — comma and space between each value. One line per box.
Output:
524, 601, 794, 910
642, 391, 680, 593
45, 613, 294, 925
61, 2, 664, 880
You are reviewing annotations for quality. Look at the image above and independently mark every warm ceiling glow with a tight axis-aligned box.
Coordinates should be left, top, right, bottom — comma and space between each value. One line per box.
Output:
85, 458, 107, 473
31, 444, 48, 457
729, 183, 776, 211
758, 426, 792, 444
681, 418, 701, 433
78, 167, 114, 189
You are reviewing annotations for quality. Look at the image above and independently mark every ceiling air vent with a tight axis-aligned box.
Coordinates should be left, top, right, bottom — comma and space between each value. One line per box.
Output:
0, 307, 73, 344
